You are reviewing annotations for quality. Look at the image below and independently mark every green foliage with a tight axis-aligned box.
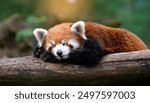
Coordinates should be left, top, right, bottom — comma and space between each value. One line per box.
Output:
0, 0, 34, 20
90, 0, 150, 48
25, 15, 47, 27
0, 0, 149, 48
16, 28, 33, 41
15, 15, 47, 47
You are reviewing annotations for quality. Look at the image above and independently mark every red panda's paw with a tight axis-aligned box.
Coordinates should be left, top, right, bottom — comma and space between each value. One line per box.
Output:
33, 47, 45, 58
67, 39, 104, 65
84, 39, 101, 49
40, 51, 58, 62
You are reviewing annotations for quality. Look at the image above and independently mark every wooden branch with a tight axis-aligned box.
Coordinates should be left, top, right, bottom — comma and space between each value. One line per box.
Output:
0, 50, 150, 86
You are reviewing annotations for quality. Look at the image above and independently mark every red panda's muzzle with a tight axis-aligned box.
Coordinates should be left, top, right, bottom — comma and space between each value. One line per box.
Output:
51, 44, 71, 60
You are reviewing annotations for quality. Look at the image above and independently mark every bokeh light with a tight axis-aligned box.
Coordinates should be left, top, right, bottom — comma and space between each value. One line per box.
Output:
37, 0, 91, 22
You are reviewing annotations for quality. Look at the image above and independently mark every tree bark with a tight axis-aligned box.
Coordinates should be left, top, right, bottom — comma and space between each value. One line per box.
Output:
0, 50, 150, 86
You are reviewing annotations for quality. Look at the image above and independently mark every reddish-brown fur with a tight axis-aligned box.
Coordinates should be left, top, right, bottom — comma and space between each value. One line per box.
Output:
43, 23, 84, 47
43, 22, 148, 54
85, 22, 148, 54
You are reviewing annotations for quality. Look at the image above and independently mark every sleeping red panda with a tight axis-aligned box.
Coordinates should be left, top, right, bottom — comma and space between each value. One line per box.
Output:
33, 21, 148, 65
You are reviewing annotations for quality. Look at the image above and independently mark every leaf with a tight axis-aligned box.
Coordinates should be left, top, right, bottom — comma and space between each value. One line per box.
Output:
16, 28, 33, 41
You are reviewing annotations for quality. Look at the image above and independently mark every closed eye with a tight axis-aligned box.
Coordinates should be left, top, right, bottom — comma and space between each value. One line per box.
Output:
61, 39, 68, 46
62, 42, 73, 48
50, 40, 56, 47
62, 42, 67, 46
52, 44, 56, 47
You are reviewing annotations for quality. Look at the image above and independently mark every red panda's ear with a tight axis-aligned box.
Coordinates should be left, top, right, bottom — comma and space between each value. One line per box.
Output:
71, 21, 87, 40
33, 28, 48, 47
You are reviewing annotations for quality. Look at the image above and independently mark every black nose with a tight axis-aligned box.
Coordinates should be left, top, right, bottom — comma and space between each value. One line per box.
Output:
57, 50, 62, 56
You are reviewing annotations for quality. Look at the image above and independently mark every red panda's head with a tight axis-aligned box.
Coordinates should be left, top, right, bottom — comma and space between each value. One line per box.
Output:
33, 21, 87, 60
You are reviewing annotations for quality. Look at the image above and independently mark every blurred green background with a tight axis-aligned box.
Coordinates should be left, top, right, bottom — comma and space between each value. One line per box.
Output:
0, 0, 149, 57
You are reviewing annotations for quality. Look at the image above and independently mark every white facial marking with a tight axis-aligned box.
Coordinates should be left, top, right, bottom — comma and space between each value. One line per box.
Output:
71, 21, 87, 40
52, 44, 70, 60
61, 39, 67, 44
68, 39, 80, 49
33, 28, 48, 47
45, 43, 52, 51
51, 40, 56, 45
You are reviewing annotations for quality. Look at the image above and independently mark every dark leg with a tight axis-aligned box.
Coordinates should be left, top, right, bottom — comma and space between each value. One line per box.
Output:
33, 46, 59, 62
33, 47, 45, 58
40, 51, 59, 62
66, 39, 104, 65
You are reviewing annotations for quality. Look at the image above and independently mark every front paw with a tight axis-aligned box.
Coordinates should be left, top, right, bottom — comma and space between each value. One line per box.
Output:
84, 39, 100, 49
40, 51, 58, 62
33, 47, 45, 58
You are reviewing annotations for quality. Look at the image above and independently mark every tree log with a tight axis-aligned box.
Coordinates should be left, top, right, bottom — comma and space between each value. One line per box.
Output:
0, 50, 150, 86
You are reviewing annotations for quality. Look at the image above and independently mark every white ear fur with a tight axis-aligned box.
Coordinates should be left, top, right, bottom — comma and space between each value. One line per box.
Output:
71, 21, 87, 40
33, 28, 48, 47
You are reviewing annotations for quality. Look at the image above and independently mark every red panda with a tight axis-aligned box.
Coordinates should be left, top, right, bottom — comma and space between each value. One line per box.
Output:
33, 21, 148, 65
